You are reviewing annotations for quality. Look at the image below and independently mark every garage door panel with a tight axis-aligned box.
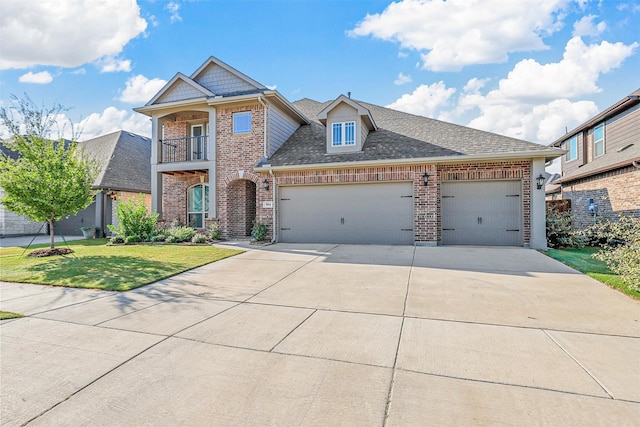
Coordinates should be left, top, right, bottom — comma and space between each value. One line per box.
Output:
280, 183, 413, 245
441, 181, 522, 246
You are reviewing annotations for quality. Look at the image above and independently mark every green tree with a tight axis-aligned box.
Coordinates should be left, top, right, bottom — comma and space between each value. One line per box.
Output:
0, 94, 98, 251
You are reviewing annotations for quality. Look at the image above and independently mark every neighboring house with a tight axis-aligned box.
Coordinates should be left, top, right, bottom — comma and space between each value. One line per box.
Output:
135, 56, 563, 248
549, 89, 640, 228
55, 130, 152, 236
545, 173, 562, 201
0, 142, 44, 236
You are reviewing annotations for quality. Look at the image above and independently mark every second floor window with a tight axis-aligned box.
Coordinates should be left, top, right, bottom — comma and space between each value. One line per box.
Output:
566, 135, 577, 161
332, 121, 355, 146
233, 112, 252, 134
594, 123, 605, 157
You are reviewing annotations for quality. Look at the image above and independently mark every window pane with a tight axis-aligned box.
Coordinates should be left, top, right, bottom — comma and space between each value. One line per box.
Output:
594, 124, 604, 141
345, 122, 355, 145
188, 185, 202, 211
189, 213, 203, 228
233, 112, 252, 134
566, 136, 577, 161
595, 140, 604, 156
332, 123, 342, 145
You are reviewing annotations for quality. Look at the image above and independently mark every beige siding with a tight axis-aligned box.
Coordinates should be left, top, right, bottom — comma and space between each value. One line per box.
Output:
561, 132, 585, 177
194, 64, 258, 95
156, 81, 204, 104
269, 105, 299, 156
604, 103, 640, 152
325, 103, 363, 154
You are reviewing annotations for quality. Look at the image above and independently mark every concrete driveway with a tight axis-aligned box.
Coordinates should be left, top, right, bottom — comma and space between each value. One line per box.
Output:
1, 244, 638, 426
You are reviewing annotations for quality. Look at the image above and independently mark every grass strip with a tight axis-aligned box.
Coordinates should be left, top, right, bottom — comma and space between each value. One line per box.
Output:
0, 239, 243, 291
543, 247, 639, 299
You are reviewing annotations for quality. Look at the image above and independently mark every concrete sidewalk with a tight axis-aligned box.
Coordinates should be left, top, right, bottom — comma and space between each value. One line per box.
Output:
1, 244, 639, 425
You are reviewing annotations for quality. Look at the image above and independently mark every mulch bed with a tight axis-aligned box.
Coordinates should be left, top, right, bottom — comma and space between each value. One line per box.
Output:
27, 248, 74, 257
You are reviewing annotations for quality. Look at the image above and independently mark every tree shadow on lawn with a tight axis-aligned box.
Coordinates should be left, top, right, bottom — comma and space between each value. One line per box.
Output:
26, 255, 188, 291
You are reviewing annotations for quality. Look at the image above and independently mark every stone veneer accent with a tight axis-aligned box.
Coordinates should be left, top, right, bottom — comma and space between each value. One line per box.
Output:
561, 166, 640, 229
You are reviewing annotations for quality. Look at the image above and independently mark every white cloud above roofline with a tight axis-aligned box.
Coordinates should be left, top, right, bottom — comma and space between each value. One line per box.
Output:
0, 0, 147, 70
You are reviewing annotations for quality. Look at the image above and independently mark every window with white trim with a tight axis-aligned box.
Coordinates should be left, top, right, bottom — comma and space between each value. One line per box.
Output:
594, 123, 605, 157
566, 135, 577, 161
332, 121, 356, 146
233, 112, 252, 134
187, 184, 209, 228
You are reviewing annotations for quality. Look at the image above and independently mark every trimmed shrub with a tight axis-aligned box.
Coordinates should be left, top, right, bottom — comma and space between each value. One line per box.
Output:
108, 195, 158, 241
150, 234, 166, 243
546, 205, 583, 248
251, 220, 268, 242
124, 235, 141, 244
166, 226, 196, 243
207, 222, 221, 240
109, 235, 125, 245
191, 233, 207, 244
592, 216, 640, 291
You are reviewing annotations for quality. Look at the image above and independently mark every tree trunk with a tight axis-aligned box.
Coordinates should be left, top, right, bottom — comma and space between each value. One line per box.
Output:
49, 219, 55, 249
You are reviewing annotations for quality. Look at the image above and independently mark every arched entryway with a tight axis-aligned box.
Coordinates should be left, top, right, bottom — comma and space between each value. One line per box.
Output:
226, 179, 257, 237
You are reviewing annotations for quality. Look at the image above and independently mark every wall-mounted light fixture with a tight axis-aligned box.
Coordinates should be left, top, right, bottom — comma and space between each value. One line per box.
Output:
422, 172, 430, 186
262, 179, 270, 191
536, 174, 546, 190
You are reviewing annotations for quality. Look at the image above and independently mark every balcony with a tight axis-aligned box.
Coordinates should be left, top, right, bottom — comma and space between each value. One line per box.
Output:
160, 136, 208, 163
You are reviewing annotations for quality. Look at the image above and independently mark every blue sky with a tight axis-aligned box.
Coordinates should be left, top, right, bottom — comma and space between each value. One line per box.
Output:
1, 0, 638, 168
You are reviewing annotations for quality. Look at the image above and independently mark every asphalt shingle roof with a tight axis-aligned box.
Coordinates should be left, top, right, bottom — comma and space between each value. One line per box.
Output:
79, 130, 151, 192
267, 98, 558, 167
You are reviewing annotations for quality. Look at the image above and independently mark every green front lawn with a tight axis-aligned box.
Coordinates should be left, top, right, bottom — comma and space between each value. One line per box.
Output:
0, 311, 23, 320
543, 247, 639, 299
0, 239, 243, 291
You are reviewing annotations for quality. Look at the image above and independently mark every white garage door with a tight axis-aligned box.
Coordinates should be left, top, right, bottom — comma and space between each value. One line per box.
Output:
441, 180, 522, 246
279, 182, 414, 244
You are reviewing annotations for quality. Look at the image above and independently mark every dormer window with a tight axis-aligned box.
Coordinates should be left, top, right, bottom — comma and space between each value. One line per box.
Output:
332, 121, 356, 146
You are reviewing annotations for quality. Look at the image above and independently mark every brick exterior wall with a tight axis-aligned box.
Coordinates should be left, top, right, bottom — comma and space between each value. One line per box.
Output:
157, 102, 535, 245
159, 103, 270, 238
270, 160, 532, 245
561, 166, 640, 229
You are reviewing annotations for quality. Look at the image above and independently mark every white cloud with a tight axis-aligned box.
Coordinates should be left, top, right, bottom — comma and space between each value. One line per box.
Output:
165, 2, 182, 23
386, 81, 456, 117
494, 37, 638, 101
388, 35, 637, 144
266, 84, 277, 90
18, 71, 53, 84
350, 0, 570, 71
119, 74, 168, 103
71, 68, 86, 75
0, 0, 147, 70
96, 56, 132, 73
572, 15, 606, 37
397, 51, 409, 58
467, 98, 598, 143
394, 72, 412, 85
73, 107, 151, 141
149, 15, 160, 27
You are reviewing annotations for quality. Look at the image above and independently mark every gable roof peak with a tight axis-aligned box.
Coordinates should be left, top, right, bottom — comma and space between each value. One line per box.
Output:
317, 94, 377, 130
190, 55, 267, 91
144, 72, 213, 106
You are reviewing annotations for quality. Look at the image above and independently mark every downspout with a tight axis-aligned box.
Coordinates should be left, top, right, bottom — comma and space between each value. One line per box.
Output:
270, 168, 277, 243
258, 95, 276, 242
257, 95, 268, 158
633, 160, 640, 169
